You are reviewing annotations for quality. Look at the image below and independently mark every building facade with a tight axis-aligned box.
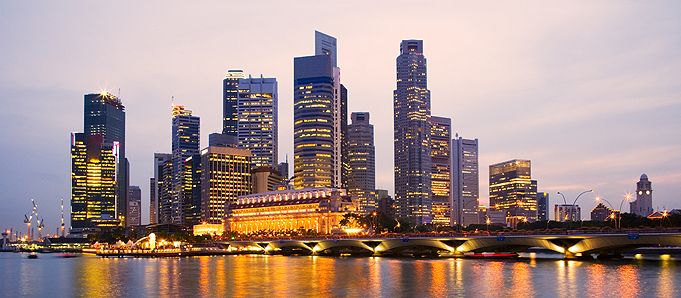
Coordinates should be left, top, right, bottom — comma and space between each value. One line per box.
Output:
83, 92, 128, 226
430, 116, 451, 226
200, 146, 251, 224
225, 188, 358, 234
223, 70, 245, 136
233, 75, 278, 169
182, 154, 202, 227
452, 136, 479, 227
128, 186, 141, 226
152, 153, 172, 224
293, 31, 347, 189
347, 112, 376, 214
70, 133, 117, 229
537, 192, 549, 221
630, 174, 653, 217
489, 159, 538, 223
591, 202, 614, 221
555, 204, 581, 222
393, 40, 432, 225
172, 105, 200, 225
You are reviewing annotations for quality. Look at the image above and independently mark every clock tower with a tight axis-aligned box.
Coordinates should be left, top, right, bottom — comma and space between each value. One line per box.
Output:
630, 174, 653, 217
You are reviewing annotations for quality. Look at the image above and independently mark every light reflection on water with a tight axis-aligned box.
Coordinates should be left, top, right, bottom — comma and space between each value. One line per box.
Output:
2, 253, 680, 297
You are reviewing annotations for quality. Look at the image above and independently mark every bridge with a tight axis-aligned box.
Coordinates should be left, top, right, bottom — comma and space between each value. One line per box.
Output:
219, 231, 681, 259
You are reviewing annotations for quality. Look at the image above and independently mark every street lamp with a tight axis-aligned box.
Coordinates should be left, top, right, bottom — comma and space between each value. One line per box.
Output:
596, 197, 617, 228
557, 190, 593, 222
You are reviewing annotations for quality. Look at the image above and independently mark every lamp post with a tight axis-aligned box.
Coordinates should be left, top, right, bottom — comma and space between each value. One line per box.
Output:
557, 190, 593, 222
617, 194, 633, 229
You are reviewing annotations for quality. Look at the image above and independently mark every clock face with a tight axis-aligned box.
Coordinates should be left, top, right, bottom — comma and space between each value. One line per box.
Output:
646, 190, 650, 195
639, 191, 643, 195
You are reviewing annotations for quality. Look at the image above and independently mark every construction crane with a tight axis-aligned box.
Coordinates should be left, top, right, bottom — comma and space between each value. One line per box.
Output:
61, 198, 65, 237
37, 215, 44, 240
23, 199, 37, 241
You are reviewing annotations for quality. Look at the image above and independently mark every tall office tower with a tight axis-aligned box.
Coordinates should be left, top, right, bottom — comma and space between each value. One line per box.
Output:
347, 112, 376, 214
223, 70, 245, 136
209, 132, 237, 148
430, 116, 451, 226
537, 192, 549, 221
278, 158, 290, 181
394, 40, 432, 225
452, 136, 479, 227
293, 31, 347, 189
149, 178, 156, 224
236, 75, 278, 168
200, 146, 251, 224
182, 155, 202, 227
83, 92, 128, 226
630, 174, 653, 216
153, 153, 172, 224
70, 133, 116, 229
172, 105, 200, 224
376, 189, 395, 219
252, 167, 284, 194
128, 186, 141, 226
489, 159, 538, 223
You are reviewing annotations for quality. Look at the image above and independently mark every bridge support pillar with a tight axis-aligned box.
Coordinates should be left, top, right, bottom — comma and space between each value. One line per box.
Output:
564, 252, 593, 260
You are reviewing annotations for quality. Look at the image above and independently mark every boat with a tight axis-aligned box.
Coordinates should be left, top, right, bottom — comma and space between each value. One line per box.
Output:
27, 253, 38, 259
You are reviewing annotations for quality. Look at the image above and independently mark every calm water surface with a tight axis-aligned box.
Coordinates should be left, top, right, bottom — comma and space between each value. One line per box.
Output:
1, 252, 679, 297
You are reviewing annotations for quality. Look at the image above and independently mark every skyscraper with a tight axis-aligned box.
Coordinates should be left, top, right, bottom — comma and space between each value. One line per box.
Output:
394, 40, 432, 225
630, 174, 653, 217
293, 31, 347, 189
152, 153, 172, 224
223, 70, 245, 136
430, 116, 451, 226
489, 159, 538, 223
537, 192, 549, 221
200, 146, 251, 224
348, 112, 376, 214
236, 75, 278, 168
128, 185, 141, 226
452, 136, 479, 227
70, 133, 116, 229
83, 92, 128, 226
172, 105, 200, 225
182, 154, 202, 227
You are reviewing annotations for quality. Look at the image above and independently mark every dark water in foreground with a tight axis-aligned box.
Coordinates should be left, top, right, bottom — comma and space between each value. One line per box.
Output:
1, 252, 679, 297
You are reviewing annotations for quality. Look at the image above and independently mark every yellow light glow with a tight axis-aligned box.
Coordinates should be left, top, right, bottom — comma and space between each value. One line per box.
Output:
661, 254, 671, 260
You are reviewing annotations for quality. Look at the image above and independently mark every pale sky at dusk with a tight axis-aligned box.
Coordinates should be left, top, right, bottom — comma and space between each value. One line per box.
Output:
1, 1, 680, 234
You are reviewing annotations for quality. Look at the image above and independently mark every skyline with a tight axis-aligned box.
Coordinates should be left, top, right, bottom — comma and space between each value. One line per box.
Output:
1, 1, 680, 233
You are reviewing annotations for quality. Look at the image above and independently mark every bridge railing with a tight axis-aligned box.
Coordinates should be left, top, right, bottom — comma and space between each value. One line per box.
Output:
223, 227, 681, 242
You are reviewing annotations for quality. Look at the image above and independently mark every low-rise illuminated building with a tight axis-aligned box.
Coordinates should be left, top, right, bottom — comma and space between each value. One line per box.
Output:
555, 204, 581, 222
225, 188, 359, 234
193, 223, 224, 236
591, 202, 614, 221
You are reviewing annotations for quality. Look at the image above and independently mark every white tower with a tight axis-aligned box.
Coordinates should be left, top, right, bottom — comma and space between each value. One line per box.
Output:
630, 174, 653, 217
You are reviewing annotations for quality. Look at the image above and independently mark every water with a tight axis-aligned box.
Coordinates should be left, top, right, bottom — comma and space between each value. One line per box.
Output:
1, 252, 679, 297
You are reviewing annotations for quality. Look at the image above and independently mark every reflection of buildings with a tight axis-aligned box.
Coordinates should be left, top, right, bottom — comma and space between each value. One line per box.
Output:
225, 188, 358, 234
452, 136, 479, 227
200, 146, 251, 224
430, 116, 451, 226
347, 112, 376, 214
489, 159, 537, 223
630, 174, 653, 217
537, 192, 549, 221
394, 40, 432, 225
555, 204, 580, 222
591, 202, 616, 221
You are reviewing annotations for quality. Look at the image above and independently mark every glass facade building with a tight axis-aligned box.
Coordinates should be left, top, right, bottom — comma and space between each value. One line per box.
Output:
70, 133, 117, 229
128, 185, 141, 226
430, 116, 451, 226
489, 159, 538, 223
200, 146, 251, 224
537, 192, 549, 221
223, 70, 245, 136
152, 153, 172, 224
83, 92, 127, 226
452, 137, 479, 227
348, 112, 376, 214
393, 40, 432, 225
236, 75, 278, 169
172, 105, 200, 225
293, 31, 347, 190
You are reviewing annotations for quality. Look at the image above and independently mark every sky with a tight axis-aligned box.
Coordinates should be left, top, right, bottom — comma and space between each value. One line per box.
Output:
1, 1, 680, 236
